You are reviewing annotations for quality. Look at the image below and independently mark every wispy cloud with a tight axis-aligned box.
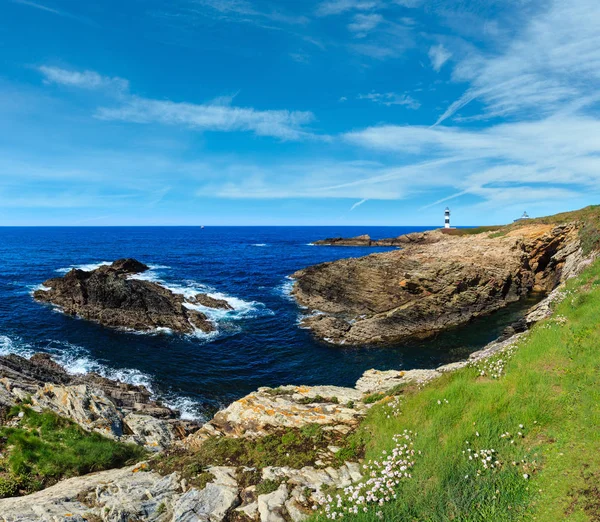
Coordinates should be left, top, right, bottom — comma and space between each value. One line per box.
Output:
348, 13, 383, 37
358, 91, 420, 109
428, 44, 451, 72
350, 198, 368, 211
11, 0, 95, 25
436, 0, 600, 124
96, 97, 315, 140
36, 66, 314, 140
38, 66, 129, 92
11, 0, 62, 15
316, 0, 378, 17
191, 0, 309, 25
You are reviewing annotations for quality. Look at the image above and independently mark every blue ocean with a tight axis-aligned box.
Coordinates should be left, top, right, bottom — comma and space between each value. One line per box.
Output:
0, 226, 532, 420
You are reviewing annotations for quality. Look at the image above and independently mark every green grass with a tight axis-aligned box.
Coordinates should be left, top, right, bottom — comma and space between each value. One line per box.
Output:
310, 259, 600, 521
0, 406, 146, 498
151, 423, 366, 484
440, 226, 504, 236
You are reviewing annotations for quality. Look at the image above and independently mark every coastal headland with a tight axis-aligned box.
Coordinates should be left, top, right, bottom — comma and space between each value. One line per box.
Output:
293, 221, 587, 345
1, 206, 600, 521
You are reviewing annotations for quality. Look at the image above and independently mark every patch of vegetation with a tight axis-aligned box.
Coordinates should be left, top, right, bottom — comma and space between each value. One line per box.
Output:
263, 387, 295, 397
362, 392, 385, 404
149, 447, 214, 490
256, 477, 286, 495
0, 406, 146, 498
297, 395, 339, 405
152, 423, 364, 483
236, 466, 262, 489
440, 226, 504, 236
310, 259, 600, 521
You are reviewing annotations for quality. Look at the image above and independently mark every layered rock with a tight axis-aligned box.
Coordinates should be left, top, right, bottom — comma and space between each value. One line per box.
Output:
33, 259, 225, 334
187, 384, 367, 448
293, 224, 582, 345
0, 353, 197, 450
0, 460, 363, 522
312, 230, 446, 247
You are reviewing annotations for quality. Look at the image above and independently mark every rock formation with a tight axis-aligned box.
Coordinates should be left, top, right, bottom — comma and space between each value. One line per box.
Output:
33, 259, 231, 334
293, 224, 584, 345
186, 384, 367, 448
0, 353, 196, 450
0, 280, 584, 521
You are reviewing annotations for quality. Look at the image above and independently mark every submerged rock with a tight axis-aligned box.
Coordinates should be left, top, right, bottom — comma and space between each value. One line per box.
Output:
33, 258, 230, 334
293, 224, 582, 345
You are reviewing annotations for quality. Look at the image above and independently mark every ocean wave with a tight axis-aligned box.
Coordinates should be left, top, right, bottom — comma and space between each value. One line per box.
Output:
55, 261, 112, 274
0, 334, 207, 421
129, 271, 271, 325
275, 277, 295, 302
0, 335, 35, 358
161, 394, 207, 422
252, 243, 268, 247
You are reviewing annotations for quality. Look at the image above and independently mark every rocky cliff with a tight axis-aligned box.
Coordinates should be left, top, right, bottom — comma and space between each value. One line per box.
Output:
293, 224, 586, 345
33, 259, 230, 334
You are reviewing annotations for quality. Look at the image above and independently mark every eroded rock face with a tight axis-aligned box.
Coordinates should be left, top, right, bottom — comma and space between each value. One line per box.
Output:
0, 353, 197, 450
186, 385, 367, 448
0, 461, 361, 522
33, 258, 221, 334
293, 224, 581, 345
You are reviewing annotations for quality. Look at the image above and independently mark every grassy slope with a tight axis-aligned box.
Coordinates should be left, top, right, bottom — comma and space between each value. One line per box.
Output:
0, 406, 146, 498
311, 258, 600, 521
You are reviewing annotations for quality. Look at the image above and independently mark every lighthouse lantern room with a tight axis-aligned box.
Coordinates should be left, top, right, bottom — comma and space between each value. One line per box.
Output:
444, 207, 451, 229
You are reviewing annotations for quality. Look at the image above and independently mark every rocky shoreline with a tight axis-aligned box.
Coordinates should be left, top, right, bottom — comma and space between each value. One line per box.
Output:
293, 224, 586, 345
1, 217, 596, 521
33, 259, 233, 335
0, 274, 584, 521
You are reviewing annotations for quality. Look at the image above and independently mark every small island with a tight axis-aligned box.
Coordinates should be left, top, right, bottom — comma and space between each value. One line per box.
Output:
34, 258, 232, 334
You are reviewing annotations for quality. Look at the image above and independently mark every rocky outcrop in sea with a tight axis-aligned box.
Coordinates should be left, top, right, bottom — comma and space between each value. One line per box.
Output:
33, 259, 229, 334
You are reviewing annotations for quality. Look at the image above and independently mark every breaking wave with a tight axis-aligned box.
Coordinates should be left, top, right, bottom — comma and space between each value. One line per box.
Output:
0, 334, 206, 421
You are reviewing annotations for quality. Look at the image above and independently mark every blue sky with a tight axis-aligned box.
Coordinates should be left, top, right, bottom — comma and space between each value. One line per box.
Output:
1, 0, 599, 226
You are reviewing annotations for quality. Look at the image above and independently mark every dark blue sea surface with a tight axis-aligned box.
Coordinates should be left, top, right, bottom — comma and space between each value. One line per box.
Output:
0, 226, 532, 420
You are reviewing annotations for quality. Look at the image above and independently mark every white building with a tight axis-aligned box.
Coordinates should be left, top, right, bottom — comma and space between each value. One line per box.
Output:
444, 207, 451, 229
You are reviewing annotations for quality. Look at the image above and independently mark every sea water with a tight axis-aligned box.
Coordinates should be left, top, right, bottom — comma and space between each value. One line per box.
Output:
0, 226, 534, 420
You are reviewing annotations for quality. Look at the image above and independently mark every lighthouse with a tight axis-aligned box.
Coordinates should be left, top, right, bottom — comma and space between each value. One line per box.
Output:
444, 207, 451, 229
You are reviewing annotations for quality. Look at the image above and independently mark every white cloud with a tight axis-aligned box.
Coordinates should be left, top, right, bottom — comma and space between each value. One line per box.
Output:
348, 13, 383, 37
96, 97, 315, 140
316, 0, 378, 16
428, 44, 451, 72
436, 0, 600, 124
343, 111, 600, 207
37, 66, 314, 140
350, 198, 368, 210
38, 66, 129, 92
358, 91, 420, 109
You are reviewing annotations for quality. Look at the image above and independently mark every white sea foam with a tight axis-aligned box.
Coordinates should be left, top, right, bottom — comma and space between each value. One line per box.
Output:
55, 261, 112, 274
162, 394, 207, 422
252, 243, 267, 247
275, 277, 295, 302
0, 335, 35, 358
130, 271, 271, 325
0, 334, 207, 421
